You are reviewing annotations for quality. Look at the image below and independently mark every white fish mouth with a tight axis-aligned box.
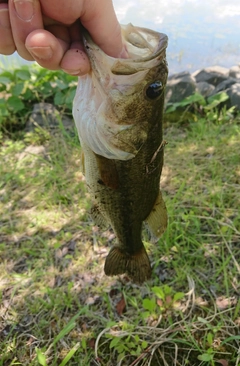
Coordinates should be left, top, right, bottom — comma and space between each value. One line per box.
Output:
84, 23, 168, 76
73, 24, 168, 161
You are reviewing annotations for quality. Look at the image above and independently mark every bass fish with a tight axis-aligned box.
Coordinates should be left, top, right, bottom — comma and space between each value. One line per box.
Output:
73, 24, 168, 283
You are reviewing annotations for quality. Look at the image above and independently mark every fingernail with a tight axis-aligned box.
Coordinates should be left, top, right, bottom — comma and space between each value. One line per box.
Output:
28, 46, 53, 60
0, 9, 11, 28
14, 0, 34, 22
62, 69, 81, 76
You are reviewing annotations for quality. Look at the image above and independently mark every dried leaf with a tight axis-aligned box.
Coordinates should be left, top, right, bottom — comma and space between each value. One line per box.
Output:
157, 299, 163, 307
88, 338, 96, 350
165, 295, 172, 304
116, 296, 126, 316
216, 297, 234, 310
216, 359, 228, 366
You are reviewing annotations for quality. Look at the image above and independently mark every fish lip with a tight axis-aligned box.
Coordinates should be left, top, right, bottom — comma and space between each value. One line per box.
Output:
82, 24, 168, 74
83, 31, 168, 62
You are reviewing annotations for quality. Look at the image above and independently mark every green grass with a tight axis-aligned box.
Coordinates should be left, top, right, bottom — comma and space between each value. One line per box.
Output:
0, 67, 239, 365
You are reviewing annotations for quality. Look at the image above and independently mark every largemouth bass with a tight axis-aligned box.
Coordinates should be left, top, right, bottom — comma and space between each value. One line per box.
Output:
73, 24, 168, 283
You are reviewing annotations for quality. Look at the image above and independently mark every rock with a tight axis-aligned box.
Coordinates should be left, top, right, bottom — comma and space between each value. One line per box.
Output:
168, 71, 191, 81
212, 78, 237, 95
227, 83, 240, 110
192, 66, 229, 86
25, 102, 73, 132
229, 65, 240, 79
196, 81, 215, 97
166, 71, 196, 104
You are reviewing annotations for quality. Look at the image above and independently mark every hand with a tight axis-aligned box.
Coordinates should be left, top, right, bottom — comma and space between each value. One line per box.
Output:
0, 0, 127, 75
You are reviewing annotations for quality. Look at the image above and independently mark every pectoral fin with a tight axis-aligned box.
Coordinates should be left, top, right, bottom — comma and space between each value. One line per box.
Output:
145, 190, 168, 240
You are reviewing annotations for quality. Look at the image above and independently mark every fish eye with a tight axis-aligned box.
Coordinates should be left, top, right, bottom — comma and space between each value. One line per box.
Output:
145, 81, 164, 100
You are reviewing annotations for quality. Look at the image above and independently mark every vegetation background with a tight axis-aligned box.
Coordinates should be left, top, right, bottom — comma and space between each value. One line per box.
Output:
0, 65, 239, 365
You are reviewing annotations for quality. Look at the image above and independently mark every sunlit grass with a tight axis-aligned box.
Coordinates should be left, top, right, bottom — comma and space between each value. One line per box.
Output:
0, 69, 239, 365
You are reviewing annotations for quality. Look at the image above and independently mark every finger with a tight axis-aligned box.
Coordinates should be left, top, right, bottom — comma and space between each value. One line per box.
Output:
81, 0, 128, 58
26, 22, 90, 75
25, 28, 70, 70
0, 3, 15, 55
31, 0, 127, 58
8, 0, 44, 60
60, 22, 90, 76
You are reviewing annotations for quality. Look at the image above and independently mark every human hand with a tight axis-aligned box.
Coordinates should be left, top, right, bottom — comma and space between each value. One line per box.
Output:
0, 0, 127, 75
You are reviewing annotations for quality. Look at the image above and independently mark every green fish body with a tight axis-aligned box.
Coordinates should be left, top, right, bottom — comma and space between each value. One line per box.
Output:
73, 24, 168, 283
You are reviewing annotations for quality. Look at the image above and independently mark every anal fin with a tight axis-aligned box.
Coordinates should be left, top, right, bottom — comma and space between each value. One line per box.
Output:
145, 190, 168, 240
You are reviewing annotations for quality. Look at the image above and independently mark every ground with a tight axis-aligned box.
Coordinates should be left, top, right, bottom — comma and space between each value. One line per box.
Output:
0, 111, 239, 365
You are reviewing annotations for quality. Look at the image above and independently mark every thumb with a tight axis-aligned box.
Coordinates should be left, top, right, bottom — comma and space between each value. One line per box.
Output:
81, 0, 127, 58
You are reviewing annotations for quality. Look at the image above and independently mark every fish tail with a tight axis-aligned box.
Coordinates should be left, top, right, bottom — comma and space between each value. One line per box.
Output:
104, 246, 151, 284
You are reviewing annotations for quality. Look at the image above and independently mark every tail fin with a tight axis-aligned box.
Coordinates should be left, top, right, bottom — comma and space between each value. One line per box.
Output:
104, 246, 151, 284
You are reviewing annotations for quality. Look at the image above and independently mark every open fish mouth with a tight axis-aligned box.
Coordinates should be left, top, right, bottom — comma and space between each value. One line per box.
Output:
84, 24, 168, 75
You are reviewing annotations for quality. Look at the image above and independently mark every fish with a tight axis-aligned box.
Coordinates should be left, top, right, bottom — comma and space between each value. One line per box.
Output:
73, 24, 168, 283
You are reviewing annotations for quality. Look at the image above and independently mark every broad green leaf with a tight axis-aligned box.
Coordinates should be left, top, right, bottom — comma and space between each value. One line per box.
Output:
10, 82, 25, 97
110, 336, 121, 349
183, 92, 206, 105
134, 335, 140, 343
54, 91, 65, 105
40, 81, 53, 95
205, 92, 229, 110
0, 76, 11, 85
197, 353, 213, 361
15, 69, 31, 80
65, 88, 77, 104
7, 96, 25, 112
23, 88, 35, 100
0, 104, 10, 117
163, 285, 172, 295
55, 79, 69, 90
142, 298, 156, 312
141, 340, 148, 349
173, 292, 185, 302
152, 286, 165, 300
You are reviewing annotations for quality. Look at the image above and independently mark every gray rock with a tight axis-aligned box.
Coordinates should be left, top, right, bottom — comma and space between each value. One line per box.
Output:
192, 66, 229, 86
227, 83, 240, 110
168, 71, 191, 81
25, 103, 73, 132
196, 81, 215, 97
166, 72, 196, 104
229, 65, 240, 79
211, 78, 237, 95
